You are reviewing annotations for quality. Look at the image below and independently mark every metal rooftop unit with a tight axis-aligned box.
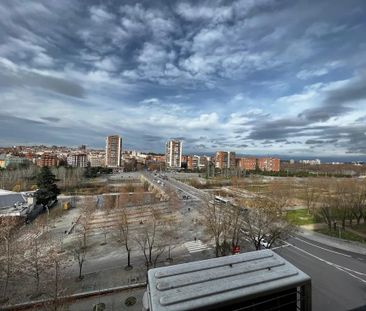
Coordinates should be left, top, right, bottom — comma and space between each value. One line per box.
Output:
145, 249, 311, 311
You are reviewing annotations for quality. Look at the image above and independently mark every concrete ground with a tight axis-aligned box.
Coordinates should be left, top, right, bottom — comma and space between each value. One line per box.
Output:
68, 288, 145, 311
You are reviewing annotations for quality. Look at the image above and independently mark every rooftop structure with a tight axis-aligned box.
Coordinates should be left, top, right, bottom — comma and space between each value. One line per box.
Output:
0, 189, 36, 218
144, 249, 311, 311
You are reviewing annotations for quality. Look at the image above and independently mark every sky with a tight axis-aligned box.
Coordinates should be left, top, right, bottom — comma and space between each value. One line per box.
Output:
0, 0, 366, 157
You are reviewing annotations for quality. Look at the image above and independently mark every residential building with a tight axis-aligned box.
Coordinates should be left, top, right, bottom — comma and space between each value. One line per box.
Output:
88, 154, 105, 167
215, 151, 236, 169
228, 151, 236, 168
257, 157, 280, 172
198, 156, 209, 169
105, 135, 122, 167
215, 151, 228, 169
67, 153, 87, 167
299, 159, 321, 165
0, 154, 29, 168
37, 153, 59, 167
187, 155, 199, 170
165, 140, 182, 168
238, 157, 257, 171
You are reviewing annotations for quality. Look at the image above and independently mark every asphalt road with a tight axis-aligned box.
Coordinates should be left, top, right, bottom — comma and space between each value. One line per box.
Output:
275, 235, 366, 311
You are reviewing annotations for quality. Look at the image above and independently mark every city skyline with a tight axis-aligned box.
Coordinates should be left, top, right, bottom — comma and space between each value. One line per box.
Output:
1, 1, 366, 157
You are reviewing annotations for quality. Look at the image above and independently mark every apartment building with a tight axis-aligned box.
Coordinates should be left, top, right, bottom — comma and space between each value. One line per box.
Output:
198, 156, 209, 169
165, 140, 182, 168
215, 151, 228, 169
67, 153, 87, 167
88, 154, 106, 167
257, 157, 280, 172
37, 153, 59, 167
105, 135, 122, 167
238, 157, 257, 171
228, 151, 236, 168
215, 151, 236, 169
187, 155, 199, 170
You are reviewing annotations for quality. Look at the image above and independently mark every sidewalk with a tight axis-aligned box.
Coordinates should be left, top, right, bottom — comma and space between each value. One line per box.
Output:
297, 227, 366, 255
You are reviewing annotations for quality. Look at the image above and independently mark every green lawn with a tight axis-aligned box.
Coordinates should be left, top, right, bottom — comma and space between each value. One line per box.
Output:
286, 209, 319, 226
316, 228, 366, 244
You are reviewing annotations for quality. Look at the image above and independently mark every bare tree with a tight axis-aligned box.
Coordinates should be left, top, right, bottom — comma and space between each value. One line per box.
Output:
163, 215, 178, 261
201, 196, 232, 257
302, 178, 319, 214
43, 248, 70, 311
243, 197, 295, 250
350, 182, 366, 225
22, 226, 49, 297
0, 218, 19, 302
73, 237, 86, 280
101, 195, 115, 245
115, 195, 133, 270
77, 196, 96, 249
136, 207, 166, 270
268, 181, 293, 211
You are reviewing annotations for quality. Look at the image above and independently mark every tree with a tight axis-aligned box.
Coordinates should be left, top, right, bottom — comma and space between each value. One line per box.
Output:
77, 196, 96, 249
22, 227, 49, 297
242, 197, 295, 250
115, 196, 133, 270
101, 195, 116, 245
350, 182, 366, 225
302, 178, 318, 214
202, 196, 232, 257
136, 207, 166, 270
35, 167, 60, 207
0, 218, 19, 302
73, 238, 86, 280
163, 215, 178, 261
44, 249, 67, 311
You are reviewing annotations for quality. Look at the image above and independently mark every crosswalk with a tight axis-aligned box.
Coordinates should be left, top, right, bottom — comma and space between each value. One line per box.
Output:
17, 231, 42, 243
184, 240, 211, 253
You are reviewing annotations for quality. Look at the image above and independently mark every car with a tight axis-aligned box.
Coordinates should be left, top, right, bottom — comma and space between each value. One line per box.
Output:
255, 237, 270, 249
260, 239, 270, 248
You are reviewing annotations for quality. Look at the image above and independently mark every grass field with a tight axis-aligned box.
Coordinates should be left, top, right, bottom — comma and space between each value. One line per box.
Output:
286, 209, 319, 226
316, 228, 366, 244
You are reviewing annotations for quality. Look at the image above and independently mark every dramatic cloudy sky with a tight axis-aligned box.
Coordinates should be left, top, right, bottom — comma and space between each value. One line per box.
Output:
1, 0, 366, 157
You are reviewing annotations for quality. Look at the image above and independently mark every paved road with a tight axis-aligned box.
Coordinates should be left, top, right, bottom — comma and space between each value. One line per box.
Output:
275, 235, 366, 311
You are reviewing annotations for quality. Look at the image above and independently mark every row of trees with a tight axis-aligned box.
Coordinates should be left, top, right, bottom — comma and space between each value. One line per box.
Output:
0, 216, 68, 309
0, 165, 85, 192
202, 194, 295, 256
74, 187, 180, 281
303, 179, 366, 230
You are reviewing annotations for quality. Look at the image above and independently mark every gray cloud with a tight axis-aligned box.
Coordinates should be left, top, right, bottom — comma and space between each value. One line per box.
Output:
0, 62, 85, 98
0, 1, 365, 156
299, 72, 366, 122
41, 117, 61, 122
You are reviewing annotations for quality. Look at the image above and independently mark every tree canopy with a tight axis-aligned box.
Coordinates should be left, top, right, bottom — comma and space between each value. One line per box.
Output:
35, 167, 60, 206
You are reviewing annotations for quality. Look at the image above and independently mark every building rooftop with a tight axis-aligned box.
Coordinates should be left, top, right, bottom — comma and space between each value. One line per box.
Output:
147, 249, 310, 311
0, 190, 35, 216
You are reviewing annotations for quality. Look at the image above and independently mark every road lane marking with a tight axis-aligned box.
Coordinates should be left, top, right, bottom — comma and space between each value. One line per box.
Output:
272, 242, 291, 250
284, 242, 366, 284
293, 236, 352, 257
184, 240, 211, 253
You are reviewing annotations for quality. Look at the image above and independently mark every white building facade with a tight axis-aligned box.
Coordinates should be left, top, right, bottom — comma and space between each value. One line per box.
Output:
165, 140, 182, 169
